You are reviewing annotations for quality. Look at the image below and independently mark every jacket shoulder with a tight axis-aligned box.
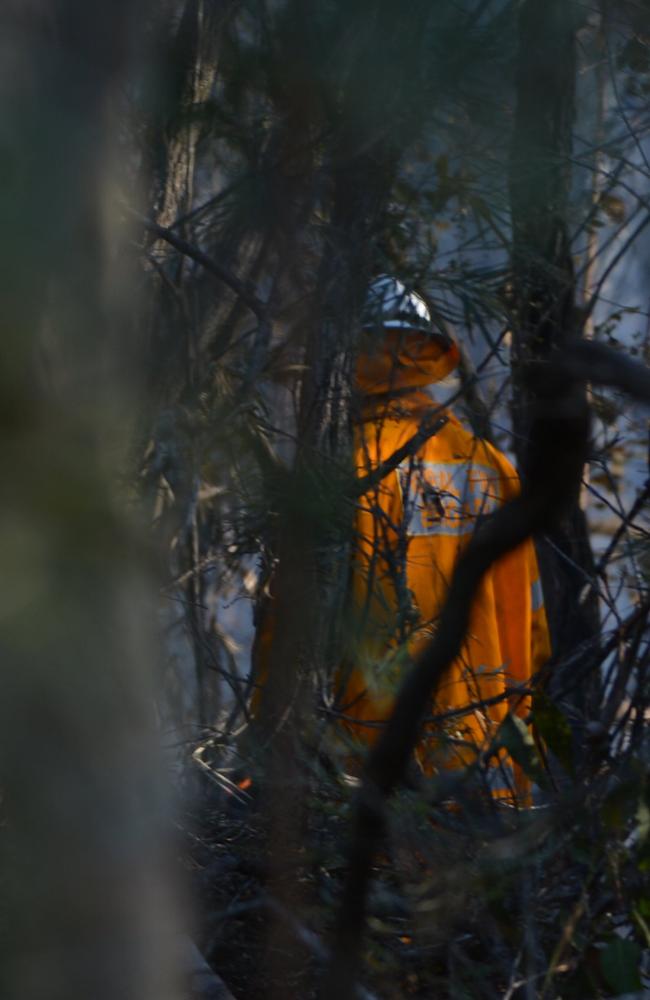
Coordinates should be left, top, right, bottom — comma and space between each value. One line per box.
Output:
417, 416, 521, 497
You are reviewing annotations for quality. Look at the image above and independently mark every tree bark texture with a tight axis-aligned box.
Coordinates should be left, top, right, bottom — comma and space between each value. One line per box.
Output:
508, 0, 600, 718
152, 0, 226, 233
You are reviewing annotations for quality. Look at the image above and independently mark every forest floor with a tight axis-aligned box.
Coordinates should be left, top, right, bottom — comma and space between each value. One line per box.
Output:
178, 752, 620, 1000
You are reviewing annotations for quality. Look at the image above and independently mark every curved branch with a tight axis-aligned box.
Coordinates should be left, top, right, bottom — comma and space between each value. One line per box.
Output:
322, 341, 650, 999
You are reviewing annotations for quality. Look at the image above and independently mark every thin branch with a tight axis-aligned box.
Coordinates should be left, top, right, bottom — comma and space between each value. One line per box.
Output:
582, 211, 650, 324
354, 413, 448, 497
563, 337, 650, 401
593, 478, 650, 579
128, 206, 270, 322
325, 682, 532, 729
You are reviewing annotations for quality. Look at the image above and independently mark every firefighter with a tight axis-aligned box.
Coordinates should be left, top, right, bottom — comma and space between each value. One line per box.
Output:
337, 275, 551, 800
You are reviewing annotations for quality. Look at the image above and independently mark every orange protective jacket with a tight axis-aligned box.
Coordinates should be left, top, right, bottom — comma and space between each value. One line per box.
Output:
337, 331, 551, 797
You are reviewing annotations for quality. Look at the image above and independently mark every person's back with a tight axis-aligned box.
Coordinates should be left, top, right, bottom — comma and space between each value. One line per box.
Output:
336, 276, 551, 800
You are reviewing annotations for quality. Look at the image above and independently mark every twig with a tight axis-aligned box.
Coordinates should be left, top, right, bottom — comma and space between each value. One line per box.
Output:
326, 683, 532, 729
355, 413, 448, 496
126, 206, 270, 323
582, 212, 650, 325
541, 876, 593, 999
593, 478, 650, 578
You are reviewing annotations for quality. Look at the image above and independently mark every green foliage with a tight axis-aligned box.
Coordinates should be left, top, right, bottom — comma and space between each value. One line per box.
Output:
600, 936, 643, 994
533, 690, 575, 775
498, 712, 547, 785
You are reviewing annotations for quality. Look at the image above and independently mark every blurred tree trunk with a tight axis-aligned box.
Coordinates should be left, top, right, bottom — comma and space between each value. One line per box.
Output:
0, 4, 181, 999
252, 62, 398, 1000
256, 0, 433, 739
255, 6, 425, 993
509, 0, 600, 721
257, 150, 397, 1000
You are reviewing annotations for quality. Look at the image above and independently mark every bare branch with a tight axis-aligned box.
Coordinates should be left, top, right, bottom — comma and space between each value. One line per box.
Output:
130, 207, 270, 323
582, 212, 650, 325
354, 413, 448, 497
564, 337, 650, 401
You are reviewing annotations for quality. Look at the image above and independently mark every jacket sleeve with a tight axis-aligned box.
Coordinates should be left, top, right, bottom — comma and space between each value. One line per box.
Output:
487, 446, 552, 714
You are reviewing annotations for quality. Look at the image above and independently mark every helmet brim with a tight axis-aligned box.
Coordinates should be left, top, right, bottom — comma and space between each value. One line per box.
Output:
361, 320, 453, 349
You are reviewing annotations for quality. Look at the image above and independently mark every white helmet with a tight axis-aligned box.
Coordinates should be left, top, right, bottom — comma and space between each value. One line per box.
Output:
362, 275, 435, 335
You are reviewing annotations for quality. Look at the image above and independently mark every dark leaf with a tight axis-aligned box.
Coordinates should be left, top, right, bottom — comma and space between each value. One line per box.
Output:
498, 714, 546, 786
532, 691, 574, 775
599, 937, 642, 995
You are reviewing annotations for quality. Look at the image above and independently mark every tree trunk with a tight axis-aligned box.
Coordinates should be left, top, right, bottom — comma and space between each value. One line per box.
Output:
0, 5, 181, 998
509, 0, 600, 722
